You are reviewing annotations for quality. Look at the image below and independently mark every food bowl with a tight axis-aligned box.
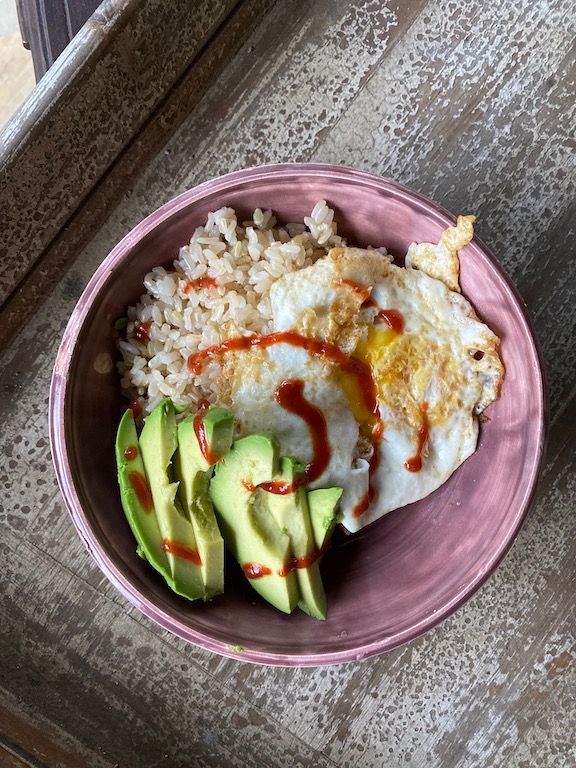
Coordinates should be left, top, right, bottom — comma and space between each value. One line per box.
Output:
49, 163, 547, 666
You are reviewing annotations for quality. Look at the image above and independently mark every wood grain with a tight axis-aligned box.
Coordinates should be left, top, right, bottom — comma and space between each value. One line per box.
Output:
0, 0, 574, 766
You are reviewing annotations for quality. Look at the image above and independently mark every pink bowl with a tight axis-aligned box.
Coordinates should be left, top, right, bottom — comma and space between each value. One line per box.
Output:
49, 164, 547, 666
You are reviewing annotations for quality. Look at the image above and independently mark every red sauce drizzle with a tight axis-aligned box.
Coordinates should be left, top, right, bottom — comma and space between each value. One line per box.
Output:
193, 398, 221, 465
161, 539, 202, 565
257, 379, 330, 495
361, 299, 405, 334
182, 276, 218, 293
403, 403, 429, 473
362, 297, 377, 310
244, 540, 331, 579
187, 331, 381, 433
279, 543, 327, 576
243, 562, 272, 579
379, 308, 405, 334
129, 470, 153, 513
124, 445, 138, 461
128, 400, 142, 419
133, 322, 151, 344
336, 278, 371, 300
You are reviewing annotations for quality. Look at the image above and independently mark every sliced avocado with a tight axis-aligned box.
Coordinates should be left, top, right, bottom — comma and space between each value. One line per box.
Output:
115, 408, 174, 586
177, 407, 234, 472
174, 407, 234, 600
139, 399, 206, 601
307, 487, 343, 552
210, 434, 300, 614
267, 457, 327, 621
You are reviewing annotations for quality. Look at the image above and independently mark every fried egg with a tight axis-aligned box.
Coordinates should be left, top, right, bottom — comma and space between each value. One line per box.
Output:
219, 217, 504, 532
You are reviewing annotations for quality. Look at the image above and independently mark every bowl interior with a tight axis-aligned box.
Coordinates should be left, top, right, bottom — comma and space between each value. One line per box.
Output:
52, 164, 547, 665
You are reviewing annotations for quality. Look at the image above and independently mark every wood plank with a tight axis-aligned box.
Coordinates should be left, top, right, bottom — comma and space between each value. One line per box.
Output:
311, 0, 576, 287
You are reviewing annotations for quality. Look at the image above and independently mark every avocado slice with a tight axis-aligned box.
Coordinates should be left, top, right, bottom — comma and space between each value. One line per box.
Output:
266, 457, 327, 620
174, 407, 234, 599
139, 399, 206, 601
178, 406, 236, 471
115, 408, 174, 587
307, 487, 343, 552
210, 434, 300, 614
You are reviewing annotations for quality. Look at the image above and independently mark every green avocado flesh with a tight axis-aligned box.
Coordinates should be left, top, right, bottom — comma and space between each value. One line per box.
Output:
307, 486, 342, 551
115, 408, 174, 586
174, 409, 234, 599
115, 399, 342, 618
138, 399, 207, 601
210, 434, 300, 614
267, 457, 327, 620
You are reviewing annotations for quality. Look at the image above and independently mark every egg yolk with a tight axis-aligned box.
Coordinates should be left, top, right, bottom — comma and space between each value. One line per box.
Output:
333, 324, 399, 438
361, 321, 464, 435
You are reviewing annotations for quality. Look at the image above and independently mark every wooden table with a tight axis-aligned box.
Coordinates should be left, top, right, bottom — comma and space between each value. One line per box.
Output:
1, 0, 574, 765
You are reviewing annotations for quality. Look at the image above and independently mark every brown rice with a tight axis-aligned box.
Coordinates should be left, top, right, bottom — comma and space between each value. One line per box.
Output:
117, 201, 344, 414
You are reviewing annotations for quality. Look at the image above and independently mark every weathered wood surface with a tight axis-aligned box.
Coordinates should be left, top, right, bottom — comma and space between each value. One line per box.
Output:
1, 0, 575, 765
